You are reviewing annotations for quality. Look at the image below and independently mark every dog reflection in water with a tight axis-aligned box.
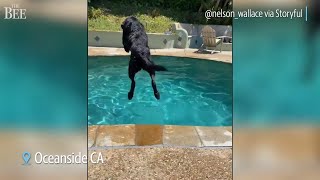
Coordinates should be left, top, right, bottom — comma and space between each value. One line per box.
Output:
121, 16, 167, 100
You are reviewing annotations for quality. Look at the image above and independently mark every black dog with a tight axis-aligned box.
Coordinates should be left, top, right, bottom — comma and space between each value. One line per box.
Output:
121, 16, 167, 100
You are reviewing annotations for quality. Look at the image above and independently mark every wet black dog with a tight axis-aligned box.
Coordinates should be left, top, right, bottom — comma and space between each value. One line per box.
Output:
121, 16, 167, 100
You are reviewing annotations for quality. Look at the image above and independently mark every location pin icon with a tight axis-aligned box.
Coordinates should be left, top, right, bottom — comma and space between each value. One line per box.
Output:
22, 152, 31, 165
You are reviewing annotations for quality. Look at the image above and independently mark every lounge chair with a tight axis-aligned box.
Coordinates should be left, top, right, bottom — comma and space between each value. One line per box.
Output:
200, 26, 231, 54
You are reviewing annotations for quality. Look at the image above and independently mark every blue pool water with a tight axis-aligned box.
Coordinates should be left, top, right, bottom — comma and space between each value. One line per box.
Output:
88, 56, 232, 126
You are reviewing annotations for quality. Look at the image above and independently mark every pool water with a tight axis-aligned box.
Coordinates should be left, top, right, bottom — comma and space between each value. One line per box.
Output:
88, 56, 232, 126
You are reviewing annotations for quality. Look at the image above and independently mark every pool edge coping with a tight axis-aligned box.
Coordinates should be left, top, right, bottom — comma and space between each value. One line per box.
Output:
88, 47, 232, 64
88, 125, 232, 149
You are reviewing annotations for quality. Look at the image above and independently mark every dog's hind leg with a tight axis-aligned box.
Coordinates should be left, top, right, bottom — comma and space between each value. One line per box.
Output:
128, 66, 136, 100
128, 73, 135, 100
128, 60, 141, 100
149, 71, 160, 100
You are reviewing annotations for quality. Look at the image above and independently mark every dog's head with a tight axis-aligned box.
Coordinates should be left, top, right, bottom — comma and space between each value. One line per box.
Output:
121, 16, 143, 33
121, 16, 143, 52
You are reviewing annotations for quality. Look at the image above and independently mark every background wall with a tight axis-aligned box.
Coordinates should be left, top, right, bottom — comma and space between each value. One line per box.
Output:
88, 24, 232, 49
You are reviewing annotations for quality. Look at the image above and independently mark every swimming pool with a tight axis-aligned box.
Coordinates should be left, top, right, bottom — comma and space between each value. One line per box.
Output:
88, 56, 232, 126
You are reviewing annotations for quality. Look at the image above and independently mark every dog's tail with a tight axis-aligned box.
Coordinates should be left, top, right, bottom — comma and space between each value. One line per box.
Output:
152, 64, 167, 71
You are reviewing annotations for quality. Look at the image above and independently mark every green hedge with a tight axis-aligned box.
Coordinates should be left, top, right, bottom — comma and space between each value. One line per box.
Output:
88, 0, 232, 30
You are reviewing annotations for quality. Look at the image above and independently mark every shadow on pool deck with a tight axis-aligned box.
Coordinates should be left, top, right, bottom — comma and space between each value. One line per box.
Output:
88, 47, 232, 63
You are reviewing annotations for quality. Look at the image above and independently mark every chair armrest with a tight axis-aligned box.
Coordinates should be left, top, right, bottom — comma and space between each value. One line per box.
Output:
216, 36, 232, 43
216, 36, 232, 39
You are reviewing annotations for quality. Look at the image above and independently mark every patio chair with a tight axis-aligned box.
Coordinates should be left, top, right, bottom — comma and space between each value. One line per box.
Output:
200, 26, 229, 54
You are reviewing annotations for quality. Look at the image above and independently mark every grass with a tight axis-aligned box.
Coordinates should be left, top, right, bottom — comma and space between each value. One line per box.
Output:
88, 1, 226, 33
88, 10, 175, 33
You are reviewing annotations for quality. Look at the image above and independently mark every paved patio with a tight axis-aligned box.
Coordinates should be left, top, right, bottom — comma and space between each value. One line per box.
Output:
88, 147, 232, 180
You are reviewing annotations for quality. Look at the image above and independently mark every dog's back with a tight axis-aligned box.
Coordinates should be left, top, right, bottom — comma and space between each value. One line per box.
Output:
121, 17, 148, 52
121, 17, 167, 72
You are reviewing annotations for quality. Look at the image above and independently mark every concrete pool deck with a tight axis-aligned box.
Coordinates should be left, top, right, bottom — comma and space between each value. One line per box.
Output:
88, 47, 232, 63
88, 125, 232, 148
89, 147, 232, 179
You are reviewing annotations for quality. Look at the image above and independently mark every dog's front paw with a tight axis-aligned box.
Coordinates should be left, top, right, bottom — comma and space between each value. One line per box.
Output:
154, 92, 160, 100
128, 91, 134, 100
